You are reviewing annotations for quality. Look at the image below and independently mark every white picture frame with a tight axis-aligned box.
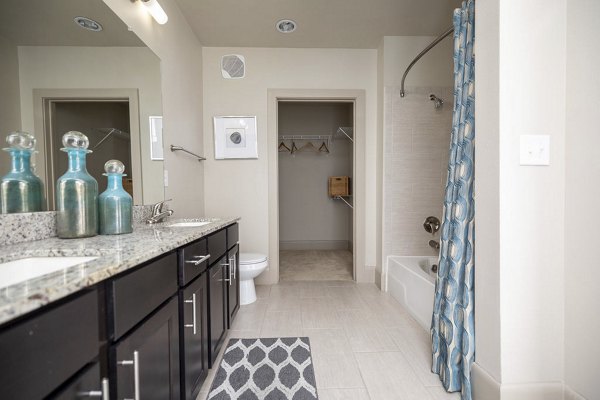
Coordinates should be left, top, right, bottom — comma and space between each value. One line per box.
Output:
149, 116, 164, 160
213, 116, 258, 159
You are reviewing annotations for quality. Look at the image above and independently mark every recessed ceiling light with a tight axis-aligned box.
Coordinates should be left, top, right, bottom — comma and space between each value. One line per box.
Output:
74, 16, 103, 32
276, 19, 297, 33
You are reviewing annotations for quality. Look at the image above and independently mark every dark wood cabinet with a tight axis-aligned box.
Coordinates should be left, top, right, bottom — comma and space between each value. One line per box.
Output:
179, 273, 209, 400
0, 289, 100, 400
52, 362, 108, 400
208, 255, 228, 367
110, 296, 180, 400
227, 243, 240, 328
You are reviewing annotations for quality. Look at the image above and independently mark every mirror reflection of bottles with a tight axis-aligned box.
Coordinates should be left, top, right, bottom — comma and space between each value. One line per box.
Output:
0, 132, 44, 214
56, 131, 98, 238
99, 160, 132, 235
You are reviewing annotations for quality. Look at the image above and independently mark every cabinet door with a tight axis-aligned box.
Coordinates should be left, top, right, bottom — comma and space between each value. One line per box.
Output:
111, 296, 179, 400
208, 256, 228, 367
180, 274, 209, 400
52, 362, 108, 400
227, 244, 240, 328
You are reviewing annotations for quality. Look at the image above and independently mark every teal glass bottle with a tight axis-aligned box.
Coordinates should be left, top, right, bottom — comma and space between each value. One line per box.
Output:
1, 132, 44, 214
56, 131, 98, 238
99, 160, 132, 235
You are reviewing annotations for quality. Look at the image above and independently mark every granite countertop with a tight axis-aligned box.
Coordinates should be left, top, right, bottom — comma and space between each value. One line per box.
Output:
0, 217, 240, 326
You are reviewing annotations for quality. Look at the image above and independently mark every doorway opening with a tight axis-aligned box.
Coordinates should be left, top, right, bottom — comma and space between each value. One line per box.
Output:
277, 101, 355, 281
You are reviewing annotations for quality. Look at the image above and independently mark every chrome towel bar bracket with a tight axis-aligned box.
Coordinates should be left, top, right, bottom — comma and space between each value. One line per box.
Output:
170, 145, 206, 161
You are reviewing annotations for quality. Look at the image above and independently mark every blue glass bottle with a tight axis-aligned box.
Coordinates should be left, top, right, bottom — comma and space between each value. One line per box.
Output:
99, 160, 132, 235
56, 131, 98, 238
1, 132, 44, 213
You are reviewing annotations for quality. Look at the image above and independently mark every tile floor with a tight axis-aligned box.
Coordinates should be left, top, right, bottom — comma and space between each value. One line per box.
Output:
279, 250, 353, 281
197, 280, 459, 400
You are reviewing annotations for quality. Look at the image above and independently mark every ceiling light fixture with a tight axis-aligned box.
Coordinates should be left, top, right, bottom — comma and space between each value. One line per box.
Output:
141, 0, 168, 25
276, 19, 297, 33
74, 16, 103, 32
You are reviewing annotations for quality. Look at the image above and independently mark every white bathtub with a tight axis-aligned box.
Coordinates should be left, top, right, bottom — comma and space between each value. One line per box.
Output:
386, 256, 437, 331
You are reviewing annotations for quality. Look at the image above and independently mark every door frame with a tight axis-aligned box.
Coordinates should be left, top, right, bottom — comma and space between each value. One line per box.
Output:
267, 89, 368, 283
33, 89, 141, 209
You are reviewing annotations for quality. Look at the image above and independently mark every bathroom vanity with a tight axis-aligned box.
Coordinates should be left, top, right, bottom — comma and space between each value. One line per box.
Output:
0, 218, 240, 400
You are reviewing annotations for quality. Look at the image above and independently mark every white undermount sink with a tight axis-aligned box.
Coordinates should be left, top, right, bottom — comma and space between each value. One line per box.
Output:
169, 221, 211, 228
0, 256, 98, 288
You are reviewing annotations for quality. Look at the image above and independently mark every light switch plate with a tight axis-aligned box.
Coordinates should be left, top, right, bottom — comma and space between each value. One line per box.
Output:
520, 135, 550, 166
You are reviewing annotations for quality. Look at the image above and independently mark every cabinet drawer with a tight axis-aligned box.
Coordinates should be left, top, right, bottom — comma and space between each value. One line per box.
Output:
227, 223, 239, 250
207, 229, 227, 265
109, 252, 177, 340
52, 362, 106, 400
0, 289, 99, 400
179, 238, 209, 287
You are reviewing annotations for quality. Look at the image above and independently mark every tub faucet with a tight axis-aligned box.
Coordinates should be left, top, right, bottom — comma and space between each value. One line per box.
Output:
147, 199, 174, 224
428, 240, 440, 250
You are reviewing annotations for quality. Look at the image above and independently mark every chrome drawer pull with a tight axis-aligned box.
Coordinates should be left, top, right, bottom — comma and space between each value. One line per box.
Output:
77, 378, 109, 400
186, 254, 210, 265
184, 293, 197, 334
118, 351, 140, 400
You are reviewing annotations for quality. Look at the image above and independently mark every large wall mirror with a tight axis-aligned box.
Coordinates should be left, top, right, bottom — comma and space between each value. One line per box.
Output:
0, 0, 165, 213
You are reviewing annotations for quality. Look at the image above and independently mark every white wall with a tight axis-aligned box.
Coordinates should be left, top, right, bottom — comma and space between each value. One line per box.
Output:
104, 0, 204, 216
565, 0, 600, 399
278, 102, 353, 249
380, 36, 453, 279
17, 46, 163, 204
475, 1, 567, 398
0, 36, 21, 174
202, 47, 377, 284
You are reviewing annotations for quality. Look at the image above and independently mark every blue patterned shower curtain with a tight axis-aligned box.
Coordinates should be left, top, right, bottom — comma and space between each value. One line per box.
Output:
430, 1, 475, 399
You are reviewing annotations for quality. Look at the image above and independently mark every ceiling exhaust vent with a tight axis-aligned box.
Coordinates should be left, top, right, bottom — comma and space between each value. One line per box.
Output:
221, 55, 245, 79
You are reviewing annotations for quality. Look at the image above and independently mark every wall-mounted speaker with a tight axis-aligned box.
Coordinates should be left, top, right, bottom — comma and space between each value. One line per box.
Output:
221, 54, 245, 79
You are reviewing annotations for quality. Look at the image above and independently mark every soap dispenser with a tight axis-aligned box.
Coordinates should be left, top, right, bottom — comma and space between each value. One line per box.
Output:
0, 132, 44, 213
56, 131, 98, 238
99, 160, 132, 235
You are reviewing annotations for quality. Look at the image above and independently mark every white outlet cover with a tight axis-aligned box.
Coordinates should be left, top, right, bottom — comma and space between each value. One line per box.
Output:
520, 135, 550, 166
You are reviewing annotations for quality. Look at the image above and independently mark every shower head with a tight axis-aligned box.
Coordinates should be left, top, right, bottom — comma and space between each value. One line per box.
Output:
429, 94, 444, 109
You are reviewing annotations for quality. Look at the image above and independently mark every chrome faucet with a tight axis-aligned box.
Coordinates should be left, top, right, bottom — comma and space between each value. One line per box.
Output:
146, 199, 174, 224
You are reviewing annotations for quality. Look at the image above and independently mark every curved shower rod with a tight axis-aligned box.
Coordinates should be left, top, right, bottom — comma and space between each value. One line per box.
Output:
400, 26, 455, 98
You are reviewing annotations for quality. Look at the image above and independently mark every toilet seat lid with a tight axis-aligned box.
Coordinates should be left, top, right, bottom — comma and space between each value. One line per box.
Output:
240, 253, 268, 264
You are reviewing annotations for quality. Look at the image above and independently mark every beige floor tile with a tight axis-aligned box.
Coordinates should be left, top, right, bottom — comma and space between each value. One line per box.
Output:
312, 352, 365, 389
280, 250, 353, 281
301, 297, 338, 313
304, 329, 352, 355
265, 293, 303, 312
318, 388, 371, 400
426, 385, 462, 399
230, 305, 266, 331
195, 390, 208, 400
327, 287, 367, 309
355, 352, 434, 400
302, 309, 343, 329
344, 326, 399, 353
260, 310, 303, 337
255, 284, 272, 299
389, 326, 442, 387
226, 329, 261, 339
337, 308, 383, 330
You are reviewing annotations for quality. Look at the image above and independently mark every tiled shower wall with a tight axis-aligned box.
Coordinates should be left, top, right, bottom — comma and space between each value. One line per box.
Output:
383, 86, 453, 260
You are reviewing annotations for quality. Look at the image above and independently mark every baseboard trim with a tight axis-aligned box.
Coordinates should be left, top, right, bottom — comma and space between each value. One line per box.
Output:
279, 240, 350, 251
564, 385, 588, 400
471, 363, 500, 400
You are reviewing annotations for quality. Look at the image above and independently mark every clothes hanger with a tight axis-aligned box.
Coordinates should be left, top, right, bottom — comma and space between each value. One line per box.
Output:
278, 140, 291, 153
290, 141, 299, 155
318, 141, 330, 153
298, 141, 318, 152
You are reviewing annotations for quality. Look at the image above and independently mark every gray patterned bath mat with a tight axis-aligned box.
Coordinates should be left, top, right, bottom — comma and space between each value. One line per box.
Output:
207, 337, 318, 400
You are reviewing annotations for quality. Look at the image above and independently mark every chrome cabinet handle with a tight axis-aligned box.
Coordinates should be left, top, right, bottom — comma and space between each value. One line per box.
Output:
230, 256, 236, 280
118, 351, 140, 400
184, 293, 197, 334
77, 378, 109, 400
185, 254, 210, 265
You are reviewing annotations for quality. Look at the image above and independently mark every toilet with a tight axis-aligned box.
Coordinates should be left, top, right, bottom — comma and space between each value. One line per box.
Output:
239, 253, 268, 305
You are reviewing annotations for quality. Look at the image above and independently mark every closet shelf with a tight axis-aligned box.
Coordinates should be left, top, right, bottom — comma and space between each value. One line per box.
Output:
332, 195, 353, 209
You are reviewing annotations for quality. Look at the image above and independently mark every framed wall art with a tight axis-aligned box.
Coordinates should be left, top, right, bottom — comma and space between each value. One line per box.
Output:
213, 116, 258, 159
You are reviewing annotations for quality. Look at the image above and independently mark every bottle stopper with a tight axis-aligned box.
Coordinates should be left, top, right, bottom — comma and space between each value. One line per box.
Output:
6, 131, 36, 150
62, 131, 89, 149
104, 159, 125, 175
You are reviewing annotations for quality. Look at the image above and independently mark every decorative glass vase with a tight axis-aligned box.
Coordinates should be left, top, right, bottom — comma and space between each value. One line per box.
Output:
56, 131, 98, 238
1, 132, 44, 214
99, 160, 132, 235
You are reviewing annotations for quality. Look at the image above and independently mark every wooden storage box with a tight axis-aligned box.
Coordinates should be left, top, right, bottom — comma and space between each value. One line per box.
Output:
328, 176, 350, 197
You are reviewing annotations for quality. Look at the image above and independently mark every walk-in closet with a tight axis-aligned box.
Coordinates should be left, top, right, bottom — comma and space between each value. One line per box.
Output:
278, 101, 354, 281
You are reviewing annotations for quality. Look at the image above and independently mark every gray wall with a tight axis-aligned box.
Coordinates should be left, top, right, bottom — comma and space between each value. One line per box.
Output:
278, 102, 353, 250
0, 35, 21, 175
